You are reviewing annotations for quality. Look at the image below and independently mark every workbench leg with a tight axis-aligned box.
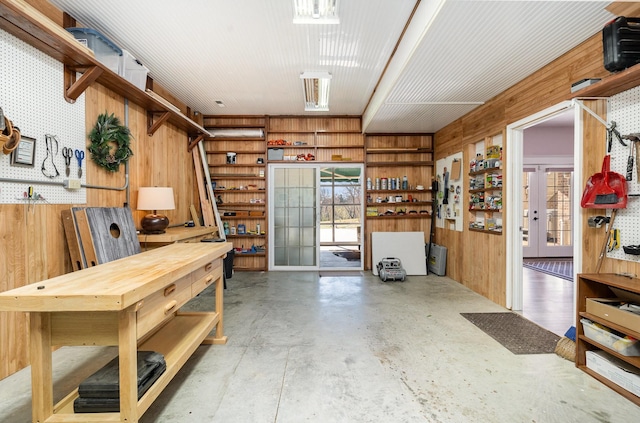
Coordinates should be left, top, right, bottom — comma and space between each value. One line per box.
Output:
118, 308, 139, 422
30, 312, 53, 422
213, 272, 227, 344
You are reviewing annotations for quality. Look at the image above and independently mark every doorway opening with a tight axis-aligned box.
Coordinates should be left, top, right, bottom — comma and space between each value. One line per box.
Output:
506, 101, 582, 335
319, 166, 363, 269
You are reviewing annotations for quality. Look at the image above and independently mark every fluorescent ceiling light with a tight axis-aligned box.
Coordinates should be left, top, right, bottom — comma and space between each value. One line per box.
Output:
293, 0, 339, 24
300, 72, 332, 112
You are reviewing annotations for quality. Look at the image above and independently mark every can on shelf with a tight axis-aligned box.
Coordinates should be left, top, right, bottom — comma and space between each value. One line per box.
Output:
381, 178, 388, 190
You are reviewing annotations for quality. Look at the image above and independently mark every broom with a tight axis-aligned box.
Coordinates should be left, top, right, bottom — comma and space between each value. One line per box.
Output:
555, 326, 576, 361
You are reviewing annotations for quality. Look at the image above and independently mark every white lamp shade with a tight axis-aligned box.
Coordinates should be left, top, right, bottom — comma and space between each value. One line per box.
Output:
137, 187, 176, 211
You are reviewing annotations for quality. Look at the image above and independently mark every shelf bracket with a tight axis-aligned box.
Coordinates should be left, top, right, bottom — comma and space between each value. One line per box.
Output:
147, 111, 171, 136
187, 134, 205, 152
64, 65, 104, 103
573, 99, 610, 129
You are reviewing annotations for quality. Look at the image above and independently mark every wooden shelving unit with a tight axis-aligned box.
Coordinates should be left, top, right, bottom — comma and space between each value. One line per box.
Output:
203, 116, 268, 271
267, 116, 364, 163
364, 133, 434, 269
576, 273, 640, 407
0, 0, 208, 138
467, 137, 503, 234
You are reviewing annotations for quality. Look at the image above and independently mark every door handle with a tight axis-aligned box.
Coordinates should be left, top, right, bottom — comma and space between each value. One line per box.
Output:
533, 217, 538, 221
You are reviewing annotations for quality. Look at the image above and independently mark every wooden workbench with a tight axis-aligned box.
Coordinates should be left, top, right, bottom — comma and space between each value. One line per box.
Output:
0, 242, 232, 423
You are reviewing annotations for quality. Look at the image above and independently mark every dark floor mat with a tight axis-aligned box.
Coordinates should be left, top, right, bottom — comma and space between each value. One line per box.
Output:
461, 312, 560, 355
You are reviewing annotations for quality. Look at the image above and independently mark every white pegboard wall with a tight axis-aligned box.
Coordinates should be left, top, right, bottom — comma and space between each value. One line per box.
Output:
605, 86, 640, 263
0, 28, 86, 204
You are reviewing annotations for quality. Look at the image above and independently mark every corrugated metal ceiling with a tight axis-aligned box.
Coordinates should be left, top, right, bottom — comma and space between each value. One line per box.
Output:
49, 0, 614, 133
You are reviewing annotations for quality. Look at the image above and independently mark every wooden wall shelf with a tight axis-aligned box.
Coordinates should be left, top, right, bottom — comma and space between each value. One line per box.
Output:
0, 0, 208, 138
572, 64, 640, 98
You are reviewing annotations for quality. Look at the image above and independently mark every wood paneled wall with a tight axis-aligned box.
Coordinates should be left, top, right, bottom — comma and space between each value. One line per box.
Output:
0, 81, 197, 380
433, 28, 640, 306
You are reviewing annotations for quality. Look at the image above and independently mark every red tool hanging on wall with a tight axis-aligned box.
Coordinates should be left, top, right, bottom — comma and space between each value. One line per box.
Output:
581, 155, 628, 209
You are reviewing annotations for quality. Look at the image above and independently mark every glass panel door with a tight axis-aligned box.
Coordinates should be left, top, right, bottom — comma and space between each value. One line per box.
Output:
269, 165, 319, 270
542, 168, 573, 257
523, 165, 573, 257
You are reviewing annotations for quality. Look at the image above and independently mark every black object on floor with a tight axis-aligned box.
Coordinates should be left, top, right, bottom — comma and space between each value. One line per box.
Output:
523, 258, 573, 281
461, 312, 560, 355
74, 351, 166, 413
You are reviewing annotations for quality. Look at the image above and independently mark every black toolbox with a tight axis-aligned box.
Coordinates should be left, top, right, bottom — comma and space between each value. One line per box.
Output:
603, 16, 640, 72
74, 351, 166, 413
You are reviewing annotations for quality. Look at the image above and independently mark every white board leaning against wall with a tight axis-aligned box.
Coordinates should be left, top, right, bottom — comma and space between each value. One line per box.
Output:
371, 232, 427, 275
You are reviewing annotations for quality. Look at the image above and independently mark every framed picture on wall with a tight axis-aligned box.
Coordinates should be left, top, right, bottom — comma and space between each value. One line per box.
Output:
10, 135, 36, 167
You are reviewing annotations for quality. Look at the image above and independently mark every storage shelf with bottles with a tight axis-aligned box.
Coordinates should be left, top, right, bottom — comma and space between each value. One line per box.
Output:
366, 188, 432, 218
362, 133, 434, 269
467, 137, 503, 235
202, 117, 268, 271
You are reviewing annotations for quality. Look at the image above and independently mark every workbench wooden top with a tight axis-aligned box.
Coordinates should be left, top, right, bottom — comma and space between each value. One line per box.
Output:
0, 242, 232, 313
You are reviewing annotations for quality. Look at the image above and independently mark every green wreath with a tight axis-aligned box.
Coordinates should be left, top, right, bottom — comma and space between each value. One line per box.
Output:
88, 112, 133, 172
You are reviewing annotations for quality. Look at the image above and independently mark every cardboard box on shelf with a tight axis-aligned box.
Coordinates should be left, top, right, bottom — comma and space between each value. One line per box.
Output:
586, 289, 640, 332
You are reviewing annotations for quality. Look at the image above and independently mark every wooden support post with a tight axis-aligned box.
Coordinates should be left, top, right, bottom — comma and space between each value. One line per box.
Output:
118, 307, 139, 422
30, 312, 53, 422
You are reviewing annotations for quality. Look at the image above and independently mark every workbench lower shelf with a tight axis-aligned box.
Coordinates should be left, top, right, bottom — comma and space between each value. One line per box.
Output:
52, 312, 219, 420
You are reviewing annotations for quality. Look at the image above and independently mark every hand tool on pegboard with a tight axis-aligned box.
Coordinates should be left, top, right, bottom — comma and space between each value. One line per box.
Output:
596, 210, 617, 273
606, 121, 626, 153
621, 133, 639, 181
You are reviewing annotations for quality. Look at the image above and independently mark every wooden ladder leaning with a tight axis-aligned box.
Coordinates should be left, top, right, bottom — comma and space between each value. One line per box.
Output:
192, 141, 225, 240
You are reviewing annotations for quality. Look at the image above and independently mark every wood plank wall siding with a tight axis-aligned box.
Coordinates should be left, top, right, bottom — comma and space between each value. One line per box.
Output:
0, 2, 200, 379
434, 2, 640, 306
2, 0, 640, 380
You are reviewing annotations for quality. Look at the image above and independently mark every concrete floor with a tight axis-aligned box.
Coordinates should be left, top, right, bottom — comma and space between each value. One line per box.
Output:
1, 271, 638, 422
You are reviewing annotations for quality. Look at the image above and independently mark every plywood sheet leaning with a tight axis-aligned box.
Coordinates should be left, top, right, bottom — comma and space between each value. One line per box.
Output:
72, 207, 99, 267
192, 146, 215, 227
83, 207, 141, 264
61, 209, 86, 271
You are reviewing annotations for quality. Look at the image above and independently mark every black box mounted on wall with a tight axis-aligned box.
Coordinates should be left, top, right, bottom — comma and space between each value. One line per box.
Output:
603, 16, 640, 72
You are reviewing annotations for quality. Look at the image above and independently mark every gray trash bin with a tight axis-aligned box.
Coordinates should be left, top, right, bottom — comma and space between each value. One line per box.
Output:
427, 243, 447, 276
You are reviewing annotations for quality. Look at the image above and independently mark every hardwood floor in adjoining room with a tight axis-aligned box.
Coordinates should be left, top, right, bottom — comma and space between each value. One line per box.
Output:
521, 266, 575, 337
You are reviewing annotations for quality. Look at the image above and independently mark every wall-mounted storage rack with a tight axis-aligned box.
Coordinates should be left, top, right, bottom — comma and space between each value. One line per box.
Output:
0, 0, 209, 139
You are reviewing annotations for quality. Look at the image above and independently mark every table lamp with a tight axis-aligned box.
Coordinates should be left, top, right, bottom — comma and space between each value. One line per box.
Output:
137, 187, 176, 234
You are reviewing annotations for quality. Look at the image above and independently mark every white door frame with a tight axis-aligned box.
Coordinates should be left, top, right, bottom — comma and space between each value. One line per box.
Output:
267, 163, 365, 271
268, 163, 321, 271
505, 100, 583, 311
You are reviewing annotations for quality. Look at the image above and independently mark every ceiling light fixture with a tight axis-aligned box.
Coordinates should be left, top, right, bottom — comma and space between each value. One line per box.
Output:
293, 0, 339, 24
300, 72, 332, 112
